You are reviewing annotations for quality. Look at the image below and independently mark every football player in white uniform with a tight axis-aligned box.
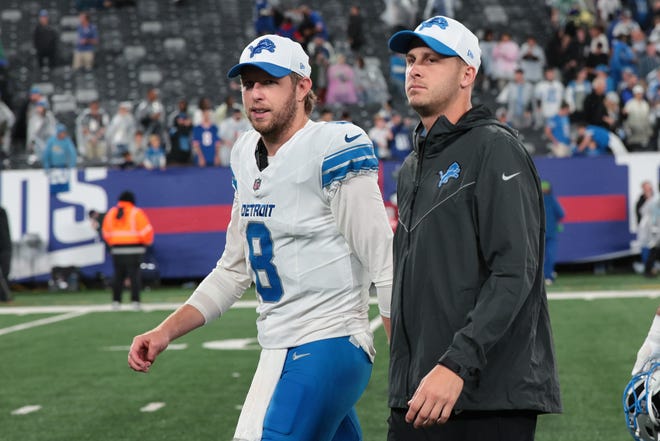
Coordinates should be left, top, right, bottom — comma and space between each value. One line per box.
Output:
128, 34, 393, 441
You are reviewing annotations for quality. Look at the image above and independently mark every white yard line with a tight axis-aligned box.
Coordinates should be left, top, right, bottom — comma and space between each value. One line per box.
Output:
0, 311, 89, 336
370, 316, 383, 332
11, 405, 42, 415
1, 292, 658, 337
547, 290, 660, 300
0, 301, 259, 315
140, 402, 166, 413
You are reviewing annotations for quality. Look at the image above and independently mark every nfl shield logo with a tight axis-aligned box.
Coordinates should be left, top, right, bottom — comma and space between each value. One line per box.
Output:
253, 178, 262, 191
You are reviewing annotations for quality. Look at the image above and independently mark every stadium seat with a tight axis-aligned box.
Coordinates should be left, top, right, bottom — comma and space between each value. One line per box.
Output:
163, 38, 186, 53
75, 88, 99, 104
60, 30, 78, 45
51, 93, 78, 114
123, 45, 146, 63
140, 21, 163, 34
138, 66, 162, 85
1, 9, 22, 23
482, 5, 509, 25
60, 15, 79, 29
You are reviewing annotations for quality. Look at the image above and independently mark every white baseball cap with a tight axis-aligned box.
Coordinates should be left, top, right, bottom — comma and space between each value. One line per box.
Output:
388, 16, 481, 71
227, 34, 311, 79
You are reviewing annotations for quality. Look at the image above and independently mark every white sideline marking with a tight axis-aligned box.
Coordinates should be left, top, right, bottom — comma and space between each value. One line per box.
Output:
0, 301, 259, 315
103, 343, 188, 352
203, 338, 258, 350
0, 311, 88, 336
2, 292, 660, 317
140, 402, 165, 412
11, 405, 42, 415
2, 293, 659, 338
370, 316, 383, 332
547, 290, 660, 300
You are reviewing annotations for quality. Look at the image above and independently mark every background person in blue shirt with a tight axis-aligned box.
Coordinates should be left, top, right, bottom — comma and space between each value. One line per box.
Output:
542, 180, 565, 285
574, 123, 614, 156
191, 109, 221, 167
544, 101, 572, 157
72, 12, 98, 71
43, 123, 77, 170
43, 124, 77, 194
143, 132, 166, 171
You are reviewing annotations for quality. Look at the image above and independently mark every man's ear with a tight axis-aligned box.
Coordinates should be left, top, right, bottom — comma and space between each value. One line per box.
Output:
461, 65, 477, 88
297, 76, 313, 102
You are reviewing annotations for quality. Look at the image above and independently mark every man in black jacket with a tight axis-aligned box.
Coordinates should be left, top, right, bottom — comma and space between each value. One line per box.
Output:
386, 16, 561, 441
33, 9, 59, 69
0, 206, 11, 302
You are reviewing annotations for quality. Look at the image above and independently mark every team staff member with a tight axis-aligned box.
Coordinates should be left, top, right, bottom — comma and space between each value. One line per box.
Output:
0, 205, 11, 302
127, 35, 393, 441
102, 191, 154, 310
386, 16, 562, 441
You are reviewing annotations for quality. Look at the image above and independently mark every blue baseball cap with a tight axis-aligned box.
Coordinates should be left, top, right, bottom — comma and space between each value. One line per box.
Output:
388, 16, 481, 71
227, 35, 311, 79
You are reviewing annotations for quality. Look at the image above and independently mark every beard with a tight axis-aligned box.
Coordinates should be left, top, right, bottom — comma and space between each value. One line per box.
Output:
247, 88, 298, 141
408, 93, 444, 119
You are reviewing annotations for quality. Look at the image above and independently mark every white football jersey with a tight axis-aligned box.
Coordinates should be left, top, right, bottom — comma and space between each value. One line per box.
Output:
188, 119, 391, 349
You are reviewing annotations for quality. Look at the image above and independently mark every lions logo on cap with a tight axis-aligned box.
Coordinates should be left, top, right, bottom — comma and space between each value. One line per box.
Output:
249, 38, 276, 58
419, 16, 449, 30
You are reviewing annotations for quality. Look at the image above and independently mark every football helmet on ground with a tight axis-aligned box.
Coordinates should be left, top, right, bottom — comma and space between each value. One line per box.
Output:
624, 361, 660, 441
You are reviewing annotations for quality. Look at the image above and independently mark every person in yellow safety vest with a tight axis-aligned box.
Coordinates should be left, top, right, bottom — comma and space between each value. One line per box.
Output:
102, 190, 154, 310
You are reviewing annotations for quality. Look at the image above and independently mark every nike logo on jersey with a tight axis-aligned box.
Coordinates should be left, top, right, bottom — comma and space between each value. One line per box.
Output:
344, 133, 361, 143
292, 352, 311, 361
501, 172, 521, 181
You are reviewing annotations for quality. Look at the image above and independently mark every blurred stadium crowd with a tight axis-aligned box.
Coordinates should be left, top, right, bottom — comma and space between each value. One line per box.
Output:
0, 0, 658, 170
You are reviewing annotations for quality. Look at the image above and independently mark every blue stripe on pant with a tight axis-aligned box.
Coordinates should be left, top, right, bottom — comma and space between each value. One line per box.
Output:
262, 336, 373, 441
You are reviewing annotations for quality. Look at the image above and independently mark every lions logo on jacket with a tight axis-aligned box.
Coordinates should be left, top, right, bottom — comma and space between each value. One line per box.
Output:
438, 162, 461, 188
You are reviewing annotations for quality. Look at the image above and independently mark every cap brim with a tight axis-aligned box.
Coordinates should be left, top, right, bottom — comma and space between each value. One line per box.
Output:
388, 30, 459, 58
227, 62, 291, 79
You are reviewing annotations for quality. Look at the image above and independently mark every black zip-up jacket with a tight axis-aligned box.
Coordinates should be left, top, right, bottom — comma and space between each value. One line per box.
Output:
389, 105, 562, 413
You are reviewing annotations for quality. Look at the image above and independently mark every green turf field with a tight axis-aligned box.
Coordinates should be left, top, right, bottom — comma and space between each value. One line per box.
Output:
0, 274, 659, 441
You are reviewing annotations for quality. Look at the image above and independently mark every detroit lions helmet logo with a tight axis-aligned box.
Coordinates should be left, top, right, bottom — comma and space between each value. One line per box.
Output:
419, 16, 449, 31
438, 162, 461, 188
249, 38, 276, 58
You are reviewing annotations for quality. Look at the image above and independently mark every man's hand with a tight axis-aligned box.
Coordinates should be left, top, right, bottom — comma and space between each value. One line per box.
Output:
405, 364, 464, 428
128, 329, 170, 373
128, 304, 205, 373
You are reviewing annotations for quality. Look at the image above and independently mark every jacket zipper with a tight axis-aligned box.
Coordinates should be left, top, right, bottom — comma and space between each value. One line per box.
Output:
400, 132, 426, 400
